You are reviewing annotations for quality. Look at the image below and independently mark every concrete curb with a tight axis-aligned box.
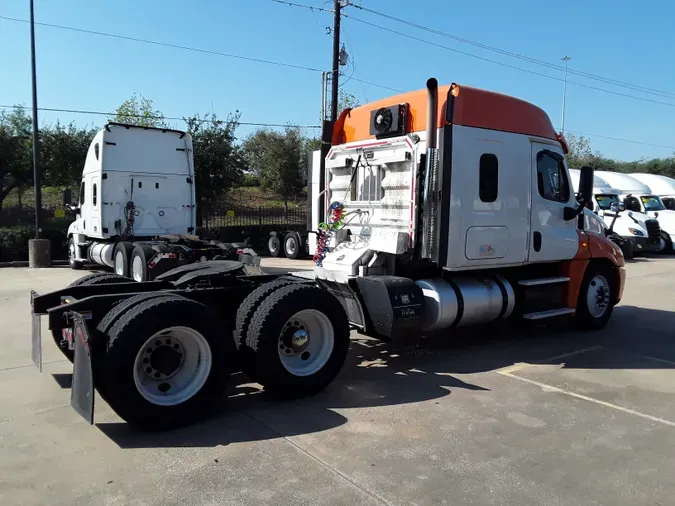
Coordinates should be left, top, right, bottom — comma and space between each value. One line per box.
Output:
0, 260, 70, 268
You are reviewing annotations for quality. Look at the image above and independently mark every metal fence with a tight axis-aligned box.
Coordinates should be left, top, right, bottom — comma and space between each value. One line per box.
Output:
202, 205, 307, 229
0, 204, 308, 230
0, 205, 65, 227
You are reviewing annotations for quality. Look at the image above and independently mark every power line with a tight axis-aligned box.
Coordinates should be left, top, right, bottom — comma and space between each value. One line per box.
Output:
348, 4, 675, 100
0, 15, 323, 73
564, 129, 675, 150
0, 104, 320, 129
343, 14, 675, 109
263, 0, 333, 12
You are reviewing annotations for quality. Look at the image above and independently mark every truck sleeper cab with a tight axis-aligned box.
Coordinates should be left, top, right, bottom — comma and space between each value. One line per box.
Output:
65, 123, 249, 281
316, 79, 625, 339
29, 78, 626, 433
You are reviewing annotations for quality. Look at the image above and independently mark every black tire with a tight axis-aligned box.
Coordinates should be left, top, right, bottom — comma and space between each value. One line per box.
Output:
94, 292, 188, 401
246, 284, 350, 399
283, 232, 303, 260
233, 279, 298, 377
113, 241, 134, 277
575, 263, 616, 331
621, 240, 634, 261
268, 234, 281, 258
101, 296, 234, 431
68, 237, 83, 270
129, 243, 155, 282
658, 232, 673, 254
51, 273, 133, 362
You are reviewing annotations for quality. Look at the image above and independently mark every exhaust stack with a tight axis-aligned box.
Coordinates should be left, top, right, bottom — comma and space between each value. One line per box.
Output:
421, 78, 439, 260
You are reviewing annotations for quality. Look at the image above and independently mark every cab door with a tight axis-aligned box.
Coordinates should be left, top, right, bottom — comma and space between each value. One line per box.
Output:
528, 143, 579, 262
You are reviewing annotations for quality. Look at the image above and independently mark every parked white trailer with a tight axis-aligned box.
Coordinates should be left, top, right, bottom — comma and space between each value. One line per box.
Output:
629, 173, 675, 211
65, 123, 255, 280
568, 169, 660, 255
594, 171, 675, 252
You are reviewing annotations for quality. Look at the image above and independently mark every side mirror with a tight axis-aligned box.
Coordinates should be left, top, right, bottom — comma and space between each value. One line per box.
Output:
610, 202, 625, 213
578, 166, 594, 205
63, 188, 72, 206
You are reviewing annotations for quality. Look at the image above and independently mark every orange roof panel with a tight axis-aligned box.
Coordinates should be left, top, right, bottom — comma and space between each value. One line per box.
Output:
333, 82, 558, 145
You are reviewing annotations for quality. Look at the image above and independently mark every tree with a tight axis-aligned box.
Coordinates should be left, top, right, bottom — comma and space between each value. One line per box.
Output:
0, 106, 32, 208
41, 121, 97, 188
184, 112, 246, 220
243, 127, 306, 209
109, 93, 166, 128
321, 89, 361, 122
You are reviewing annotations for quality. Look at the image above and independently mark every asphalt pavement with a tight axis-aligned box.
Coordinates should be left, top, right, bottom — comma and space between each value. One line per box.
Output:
1, 255, 674, 505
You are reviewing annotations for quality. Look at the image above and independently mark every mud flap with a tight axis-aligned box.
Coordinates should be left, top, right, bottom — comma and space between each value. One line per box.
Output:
30, 290, 43, 372
71, 312, 95, 425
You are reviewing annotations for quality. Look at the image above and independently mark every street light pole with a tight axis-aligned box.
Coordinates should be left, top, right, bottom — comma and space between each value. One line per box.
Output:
561, 55, 572, 134
29, 0, 42, 238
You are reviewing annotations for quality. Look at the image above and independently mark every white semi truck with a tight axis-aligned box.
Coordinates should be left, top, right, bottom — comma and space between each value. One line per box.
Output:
594, 171, 675, 253
63, 122, 254, 281
31, 78, 626, 432
568, 169, 661, 257
629, 173, 675, 211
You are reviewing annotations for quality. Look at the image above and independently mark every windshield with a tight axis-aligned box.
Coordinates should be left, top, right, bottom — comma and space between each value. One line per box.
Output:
640, 195, 665, 211
595, 194, 620, 210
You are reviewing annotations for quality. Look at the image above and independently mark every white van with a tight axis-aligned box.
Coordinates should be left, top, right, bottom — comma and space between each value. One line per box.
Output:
569, 169, 660, 255
595, 171, 675, 252
629, 173, 675, 211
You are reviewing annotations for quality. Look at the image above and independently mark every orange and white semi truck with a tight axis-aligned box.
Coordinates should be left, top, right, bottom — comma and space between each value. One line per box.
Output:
30, 78, 625, 431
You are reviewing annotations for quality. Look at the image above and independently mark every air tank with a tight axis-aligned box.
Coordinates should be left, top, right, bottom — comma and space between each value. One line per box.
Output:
88, 242, 115, 268
415, 276, 515, 332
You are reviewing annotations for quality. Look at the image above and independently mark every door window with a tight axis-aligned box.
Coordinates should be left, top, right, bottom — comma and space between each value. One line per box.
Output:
536, 151, 570, 203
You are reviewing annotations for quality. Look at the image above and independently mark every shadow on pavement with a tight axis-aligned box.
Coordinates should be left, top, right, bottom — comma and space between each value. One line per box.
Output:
95, 304, 674, 449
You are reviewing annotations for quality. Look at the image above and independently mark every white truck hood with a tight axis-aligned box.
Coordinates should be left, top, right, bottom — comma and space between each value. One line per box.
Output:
647, 209, 675, 234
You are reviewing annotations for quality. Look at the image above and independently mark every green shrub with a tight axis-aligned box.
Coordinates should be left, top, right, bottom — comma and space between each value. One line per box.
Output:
0, 224, 68, 262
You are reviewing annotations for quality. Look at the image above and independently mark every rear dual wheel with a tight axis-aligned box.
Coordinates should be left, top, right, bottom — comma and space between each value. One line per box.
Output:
236, 282, 350, 399
98, 294, 234, 431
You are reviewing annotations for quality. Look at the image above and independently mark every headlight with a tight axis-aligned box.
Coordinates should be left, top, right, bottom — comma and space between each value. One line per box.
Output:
628, 228, 645, 236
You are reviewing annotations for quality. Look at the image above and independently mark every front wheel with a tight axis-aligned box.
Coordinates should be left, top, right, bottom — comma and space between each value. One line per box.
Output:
575, 265, 616, 330
657, 232, 673, 254
68, 237, 83, 270
246, 284, 350, 399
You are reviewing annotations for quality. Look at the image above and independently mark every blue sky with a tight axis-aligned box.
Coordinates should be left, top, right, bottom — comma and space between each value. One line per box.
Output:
1, 0, 674, 161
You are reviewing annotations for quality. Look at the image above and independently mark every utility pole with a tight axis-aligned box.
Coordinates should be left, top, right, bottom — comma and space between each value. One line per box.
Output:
317, 1, 344, 226
30, 0, 42, 238
330, 0, 342, 122
561, 55, 572, 134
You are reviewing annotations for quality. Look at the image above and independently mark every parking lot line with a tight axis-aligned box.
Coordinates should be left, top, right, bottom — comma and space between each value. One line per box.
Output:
497, 371, 675, 428
494, 346, 603, 375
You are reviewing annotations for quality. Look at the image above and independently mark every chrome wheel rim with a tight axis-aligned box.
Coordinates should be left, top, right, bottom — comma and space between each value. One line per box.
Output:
115, 250, 125, 275
132, 255, 144, 281
587, 274, 611, 318
285, 237, 296, 255
69, 241, 76, 265
132, 326, 212, 406
278, 309, 334, 376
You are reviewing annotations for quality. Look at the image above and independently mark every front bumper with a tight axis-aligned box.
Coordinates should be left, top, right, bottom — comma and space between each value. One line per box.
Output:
626, 236, 660, 253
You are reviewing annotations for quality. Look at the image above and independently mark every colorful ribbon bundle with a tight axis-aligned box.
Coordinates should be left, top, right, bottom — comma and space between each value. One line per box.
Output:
313, 201, 345, 267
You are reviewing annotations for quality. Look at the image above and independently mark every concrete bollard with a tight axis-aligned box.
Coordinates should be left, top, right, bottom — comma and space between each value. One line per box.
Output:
28, 239, 51, 268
